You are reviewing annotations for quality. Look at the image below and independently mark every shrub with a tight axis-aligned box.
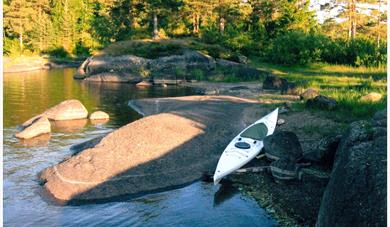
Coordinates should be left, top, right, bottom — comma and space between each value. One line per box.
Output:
3, 37, 20, 56
73, 41, 91, 57
266, 31, 324, 65
43, 47, 71, 59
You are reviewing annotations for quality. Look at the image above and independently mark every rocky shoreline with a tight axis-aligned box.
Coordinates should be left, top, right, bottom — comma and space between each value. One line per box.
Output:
12, 51, 386, 226
3, 57, 82, 73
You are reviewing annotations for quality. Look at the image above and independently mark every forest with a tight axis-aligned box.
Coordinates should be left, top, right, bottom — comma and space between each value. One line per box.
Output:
3, 0, 387, 67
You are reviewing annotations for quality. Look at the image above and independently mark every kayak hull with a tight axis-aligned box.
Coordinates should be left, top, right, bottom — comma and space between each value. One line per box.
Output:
213, 108, 279, 184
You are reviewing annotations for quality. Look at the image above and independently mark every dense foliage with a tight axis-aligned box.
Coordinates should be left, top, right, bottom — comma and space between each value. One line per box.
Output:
3, 0, 387, 66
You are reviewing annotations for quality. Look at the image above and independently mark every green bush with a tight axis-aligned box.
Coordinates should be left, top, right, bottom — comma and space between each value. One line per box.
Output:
265, 31, 387, 67
43, 47, 71, 59
3, 37, 20, 56
266, 31, 324, 65
191, 69, 205, 81
73, 41, 91, 57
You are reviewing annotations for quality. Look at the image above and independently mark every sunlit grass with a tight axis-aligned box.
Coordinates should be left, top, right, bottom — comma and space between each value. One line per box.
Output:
251, 58, 387, 121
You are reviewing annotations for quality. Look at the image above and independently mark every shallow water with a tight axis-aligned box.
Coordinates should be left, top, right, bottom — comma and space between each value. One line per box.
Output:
3, 68, 276, 226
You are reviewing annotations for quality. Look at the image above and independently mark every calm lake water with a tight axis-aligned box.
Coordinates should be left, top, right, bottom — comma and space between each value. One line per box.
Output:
3, 68, 276, 226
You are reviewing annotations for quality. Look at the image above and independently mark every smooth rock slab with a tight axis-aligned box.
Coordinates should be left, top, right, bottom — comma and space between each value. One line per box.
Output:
39, 95, 260, 203
16, 116, 51, 139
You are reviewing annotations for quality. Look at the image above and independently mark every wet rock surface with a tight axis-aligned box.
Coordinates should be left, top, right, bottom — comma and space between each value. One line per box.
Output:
15, 116, 51, 139
39, 96, 264, 203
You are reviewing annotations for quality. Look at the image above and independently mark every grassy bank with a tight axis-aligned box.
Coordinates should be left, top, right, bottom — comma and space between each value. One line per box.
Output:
250, 59, 387, 122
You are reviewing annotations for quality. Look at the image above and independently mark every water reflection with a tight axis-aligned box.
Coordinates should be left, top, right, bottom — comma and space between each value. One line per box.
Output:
18, 133, 51, 147
51, 119, 88, 133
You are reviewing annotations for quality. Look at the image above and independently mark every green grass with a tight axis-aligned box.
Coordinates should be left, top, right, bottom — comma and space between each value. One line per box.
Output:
251, 59, 387, 121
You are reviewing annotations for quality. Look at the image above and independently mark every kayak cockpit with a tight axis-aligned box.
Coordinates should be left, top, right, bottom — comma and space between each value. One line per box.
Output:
240, 122, 268, 140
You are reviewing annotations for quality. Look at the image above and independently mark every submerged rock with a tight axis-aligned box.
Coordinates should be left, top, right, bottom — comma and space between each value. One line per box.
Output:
89, 111, 109, 120
316, 111, 387, 226
263, 131, 303, 161
39, 95, 260, 203
16, 116, 51, 139
306, 95, 337, 110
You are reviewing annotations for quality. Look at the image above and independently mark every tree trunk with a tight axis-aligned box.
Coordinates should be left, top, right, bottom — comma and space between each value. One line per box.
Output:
377, 0, 381, 47
196, 14, 200, 33
348, 0, 356, 39
219, 17, 225, 35
153, 12, 158, 40
193, 14, 197, 33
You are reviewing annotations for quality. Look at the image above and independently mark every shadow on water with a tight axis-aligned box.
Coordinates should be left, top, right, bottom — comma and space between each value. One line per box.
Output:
214, 181, 240, 207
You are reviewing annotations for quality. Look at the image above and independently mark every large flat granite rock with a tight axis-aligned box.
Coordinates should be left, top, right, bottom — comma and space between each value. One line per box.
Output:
39, 96, 261, 204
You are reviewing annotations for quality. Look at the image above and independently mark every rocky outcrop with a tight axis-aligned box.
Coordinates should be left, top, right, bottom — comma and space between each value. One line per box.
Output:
75, 51, 266, 83
16, 116, 51, 139
39, 95, 262, 203
75, 55, 150, 79
316, 110, 387, 226
303, 135, 342, 166
263, 131, 303, 161
306, 95, 337, 110
360, 92, 383, 102
89, 111, 109, 120
84, 72, 142, 83
300, 88, 319, 100
150, 51, 216, 80
22, 100, 88, 128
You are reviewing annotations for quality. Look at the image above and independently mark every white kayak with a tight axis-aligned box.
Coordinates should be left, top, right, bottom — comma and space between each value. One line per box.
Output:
213, 108, 279, 185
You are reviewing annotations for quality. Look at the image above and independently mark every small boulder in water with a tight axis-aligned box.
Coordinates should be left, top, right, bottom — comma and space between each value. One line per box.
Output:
136, 81, 153, 87
21, 99, 88, 127
16, 116, 51, 139
89, 111, 109, 120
